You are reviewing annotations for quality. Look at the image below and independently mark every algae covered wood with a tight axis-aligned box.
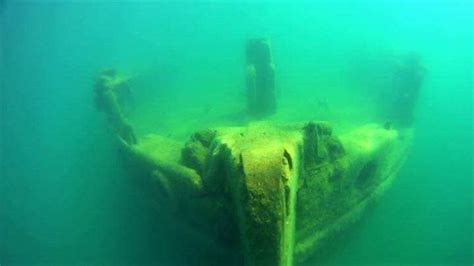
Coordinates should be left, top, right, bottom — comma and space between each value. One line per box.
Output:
94, 69, 413, 266
105, 122, 411, 265
246, 38, 276, 117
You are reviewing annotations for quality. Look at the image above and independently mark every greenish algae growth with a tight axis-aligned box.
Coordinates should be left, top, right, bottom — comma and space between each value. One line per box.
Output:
3, 3, 471, 266
91, 47, 418, 265
92, 32, 422, 265
101, 100, 412, 266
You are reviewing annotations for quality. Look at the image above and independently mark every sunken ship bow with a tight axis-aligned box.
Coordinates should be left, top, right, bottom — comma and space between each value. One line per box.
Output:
94, 39, 421, 266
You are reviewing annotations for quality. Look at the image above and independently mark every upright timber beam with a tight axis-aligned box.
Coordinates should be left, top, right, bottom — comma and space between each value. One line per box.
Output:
246, 38, 276, 117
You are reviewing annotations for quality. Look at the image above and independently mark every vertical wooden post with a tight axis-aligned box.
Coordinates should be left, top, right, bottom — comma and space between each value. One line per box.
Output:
246, 38, 276, 117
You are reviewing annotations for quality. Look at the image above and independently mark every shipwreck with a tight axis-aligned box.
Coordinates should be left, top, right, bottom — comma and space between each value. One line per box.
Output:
94, 39, 422, 266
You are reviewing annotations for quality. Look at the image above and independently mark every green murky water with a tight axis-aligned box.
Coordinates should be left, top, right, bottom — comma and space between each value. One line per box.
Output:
1, 1, 472, 265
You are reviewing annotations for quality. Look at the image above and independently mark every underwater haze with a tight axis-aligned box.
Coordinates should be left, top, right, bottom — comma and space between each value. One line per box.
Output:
1, 0, 472, 265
